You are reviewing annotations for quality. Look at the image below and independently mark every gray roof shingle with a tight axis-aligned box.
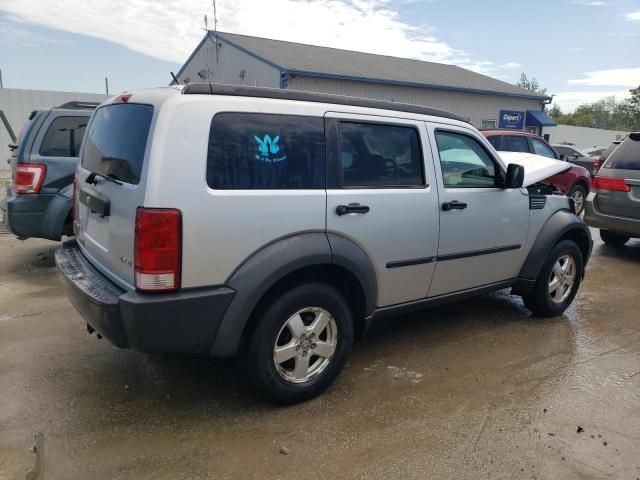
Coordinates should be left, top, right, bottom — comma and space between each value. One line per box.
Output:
210, 32, 547, 100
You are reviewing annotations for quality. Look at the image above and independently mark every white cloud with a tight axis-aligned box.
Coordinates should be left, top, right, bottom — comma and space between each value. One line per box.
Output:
500, 62, 522, 69
0, 0, 501, 74
568, 68, 640, 87
0, 20, 70, 47
553, 90, 630, 112
570, 0, 608, 5
625, 10, 640, 20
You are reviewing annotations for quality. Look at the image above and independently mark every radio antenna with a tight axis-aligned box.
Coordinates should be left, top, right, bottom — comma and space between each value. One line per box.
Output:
212, 0, 219, 63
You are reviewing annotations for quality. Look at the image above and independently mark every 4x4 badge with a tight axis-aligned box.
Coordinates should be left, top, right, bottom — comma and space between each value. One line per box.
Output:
254, 134, 287, 163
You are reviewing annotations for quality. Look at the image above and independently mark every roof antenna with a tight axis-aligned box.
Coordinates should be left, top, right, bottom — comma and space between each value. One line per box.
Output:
212, 0, 219, 63
170, 72, 179, 84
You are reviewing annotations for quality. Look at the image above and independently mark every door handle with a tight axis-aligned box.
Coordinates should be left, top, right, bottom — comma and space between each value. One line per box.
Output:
442, 201, 467, 211
336, 203, 370, 216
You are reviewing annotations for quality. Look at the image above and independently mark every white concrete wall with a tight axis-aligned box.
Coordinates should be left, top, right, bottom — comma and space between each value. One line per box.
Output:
544, 125, 629, 150
176, 36, 280, 88
286, 76, 542, 129
0, 88, 109, 170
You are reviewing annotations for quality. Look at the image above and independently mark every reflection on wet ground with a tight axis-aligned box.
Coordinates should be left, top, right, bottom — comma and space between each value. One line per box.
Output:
0, 233, 639, 479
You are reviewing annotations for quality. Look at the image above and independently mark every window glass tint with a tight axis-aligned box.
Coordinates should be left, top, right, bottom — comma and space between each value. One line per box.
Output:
207, 113, 325, 189
503, 135, 529, 153
436, 131, 499, 188
603, 138, 640, 170
487, 136, 501, 150
530, 138, 556, 159
39, 116, 88, 157
339, 122, 423, 187
82, 104, 153, 185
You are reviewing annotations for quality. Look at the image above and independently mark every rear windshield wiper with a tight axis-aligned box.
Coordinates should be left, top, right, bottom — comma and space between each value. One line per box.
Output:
85, 170, 123, 186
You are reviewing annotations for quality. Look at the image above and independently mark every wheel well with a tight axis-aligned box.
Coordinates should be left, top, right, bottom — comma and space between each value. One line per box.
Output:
558, 228, 591, 267
240, 264, 367, 348
574, 180, 590, 194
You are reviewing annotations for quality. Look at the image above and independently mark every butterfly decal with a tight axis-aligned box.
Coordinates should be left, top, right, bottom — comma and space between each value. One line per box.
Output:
254, 134, 286, 162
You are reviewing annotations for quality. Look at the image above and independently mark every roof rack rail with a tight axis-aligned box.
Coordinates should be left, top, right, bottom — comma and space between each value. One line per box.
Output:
56, 101, 101, 110
181, 83, 467, 123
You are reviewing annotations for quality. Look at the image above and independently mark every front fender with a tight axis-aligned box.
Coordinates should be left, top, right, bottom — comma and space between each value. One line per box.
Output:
517, 209, 592, 285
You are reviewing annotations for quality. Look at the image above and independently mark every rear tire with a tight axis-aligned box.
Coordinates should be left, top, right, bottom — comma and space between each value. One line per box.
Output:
246, 283, 353, 404
568, 185, 587, 215
523, 240, 583, 317
600, 229, 629, 246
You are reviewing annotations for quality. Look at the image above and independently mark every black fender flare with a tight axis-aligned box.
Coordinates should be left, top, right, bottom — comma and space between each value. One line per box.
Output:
516, 210, 592, 291
209, 232, 377, 357
41, 190, 73, 241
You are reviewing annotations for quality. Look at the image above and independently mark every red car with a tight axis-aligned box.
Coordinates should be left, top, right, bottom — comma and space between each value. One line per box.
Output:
482, 130, 592, 214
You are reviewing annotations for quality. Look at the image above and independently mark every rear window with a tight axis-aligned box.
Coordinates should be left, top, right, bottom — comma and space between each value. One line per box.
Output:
504, 135, 529, 153
207, 113, 325, 189
39, 116, 88, 157
603, 138, 640, 170
486, 136, 501, 150
81, 104, 154, 185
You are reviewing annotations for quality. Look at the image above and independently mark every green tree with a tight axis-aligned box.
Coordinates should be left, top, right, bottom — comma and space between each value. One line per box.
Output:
516, 72, 548, 97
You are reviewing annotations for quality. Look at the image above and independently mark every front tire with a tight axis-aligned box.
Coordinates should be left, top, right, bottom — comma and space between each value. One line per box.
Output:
246, 283, 353, 404
568, 185, 587, 215
523, 240, 583, 317
600, 229, 629, 246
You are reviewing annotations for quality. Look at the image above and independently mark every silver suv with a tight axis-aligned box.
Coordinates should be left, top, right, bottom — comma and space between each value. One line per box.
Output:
55, 85, 592, 403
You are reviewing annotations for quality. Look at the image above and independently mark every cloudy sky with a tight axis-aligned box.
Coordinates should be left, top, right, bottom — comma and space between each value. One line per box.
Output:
0, 0, 639, 112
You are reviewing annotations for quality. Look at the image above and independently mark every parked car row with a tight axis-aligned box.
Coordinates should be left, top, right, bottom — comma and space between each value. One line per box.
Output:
46, 85, 593, 403
482, 129, 592, 214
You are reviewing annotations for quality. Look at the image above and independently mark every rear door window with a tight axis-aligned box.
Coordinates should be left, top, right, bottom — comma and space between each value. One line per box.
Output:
338, 122, 424, 187
39, 116, 88, 157
81, 104, 154, 185
486, 136, 502, 150
207, 113, 325, 189
529, 138, 556, 159
504, 136, 530, 153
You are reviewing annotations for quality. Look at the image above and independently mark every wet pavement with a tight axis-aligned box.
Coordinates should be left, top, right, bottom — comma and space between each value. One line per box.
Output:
0, 231, 639, 479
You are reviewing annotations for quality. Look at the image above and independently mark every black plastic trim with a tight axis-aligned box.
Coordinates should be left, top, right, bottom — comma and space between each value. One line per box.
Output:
182, 83, 467, 122
366, 279, 514, 324
79, 187, 110, 217
437, 244, 521, 262
518, 210, 592, 280
386, 257, 436, 268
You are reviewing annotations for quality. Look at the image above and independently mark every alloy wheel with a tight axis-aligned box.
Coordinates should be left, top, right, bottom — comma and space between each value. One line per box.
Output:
273, 307, 338, 384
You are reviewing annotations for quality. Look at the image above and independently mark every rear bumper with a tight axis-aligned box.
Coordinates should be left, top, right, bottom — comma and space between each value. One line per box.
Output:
1, 188, 70, 240
584, 194, 640, 237
55, 239, 236, 353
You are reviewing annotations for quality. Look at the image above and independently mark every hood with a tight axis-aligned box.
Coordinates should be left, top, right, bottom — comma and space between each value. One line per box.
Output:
498, 151, 571, 187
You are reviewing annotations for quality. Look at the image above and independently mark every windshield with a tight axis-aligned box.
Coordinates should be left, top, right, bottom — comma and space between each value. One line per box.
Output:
81, 104, 153, 185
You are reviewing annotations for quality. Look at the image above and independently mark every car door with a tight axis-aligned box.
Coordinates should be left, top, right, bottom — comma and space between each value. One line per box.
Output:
427, 124, 529, 297
325, 113, 439, 307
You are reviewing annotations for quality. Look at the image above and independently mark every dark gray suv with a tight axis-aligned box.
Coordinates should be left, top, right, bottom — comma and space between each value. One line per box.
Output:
1, 101, 98, 240
585, 133, 640, 245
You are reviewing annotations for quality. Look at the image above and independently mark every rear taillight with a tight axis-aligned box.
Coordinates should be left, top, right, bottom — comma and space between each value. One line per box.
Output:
14, 163, 46, 193
134, 208, 182, 292
593, 177, 630, 192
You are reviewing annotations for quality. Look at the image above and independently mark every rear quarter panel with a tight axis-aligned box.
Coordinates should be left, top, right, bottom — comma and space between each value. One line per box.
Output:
143, 95, 330, 288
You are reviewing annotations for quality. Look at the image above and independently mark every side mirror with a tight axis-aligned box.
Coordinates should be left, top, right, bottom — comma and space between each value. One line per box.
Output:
504, 163, 525, 189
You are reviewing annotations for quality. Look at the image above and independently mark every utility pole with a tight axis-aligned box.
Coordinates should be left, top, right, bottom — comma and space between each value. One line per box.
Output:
0, 69, 3, 88
105, 77, 109, 95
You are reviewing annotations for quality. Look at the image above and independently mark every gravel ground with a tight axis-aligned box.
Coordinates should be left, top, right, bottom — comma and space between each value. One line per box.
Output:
0, 226, 639, 479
